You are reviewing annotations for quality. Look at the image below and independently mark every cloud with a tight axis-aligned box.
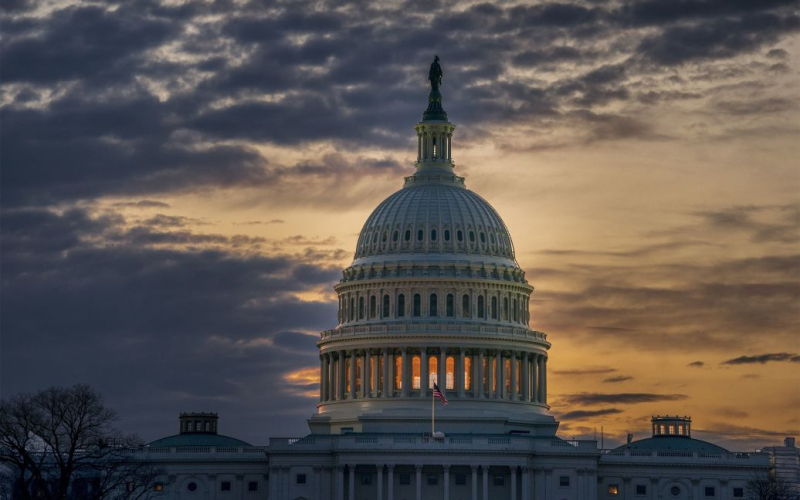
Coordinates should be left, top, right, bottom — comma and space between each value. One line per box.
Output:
721, 353, 800, 365
561, 392, 688, 405
554, 368, 616, 375
687, 361, 705, 367
558, 408, 623, 420
603, 376, 634, 383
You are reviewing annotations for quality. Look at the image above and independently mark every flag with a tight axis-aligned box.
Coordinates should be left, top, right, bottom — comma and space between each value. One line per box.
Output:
433, 383, 448, 405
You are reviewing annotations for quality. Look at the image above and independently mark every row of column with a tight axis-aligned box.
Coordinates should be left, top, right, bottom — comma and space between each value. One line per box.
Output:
417, 131, 452, 162
309, 464, 597, 500
320, 347, 547, 405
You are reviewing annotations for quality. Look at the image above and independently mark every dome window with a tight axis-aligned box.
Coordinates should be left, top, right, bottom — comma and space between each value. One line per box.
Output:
359, 297, 365, 319
457, 230, 463, 242
404, 230, 411, 242
469, 231, 475, 243
369, 296, 377, 318
382, 232, 387, 243
461, 294, 470, 317
417, 229, 424, 241
397, 294, 406, 317
490, 233, 496, 244
491, 296, 498, 319
503, 297, 509, 320
431, 229, 437, 241
350, 298, 356, 321
480, 232, 486, 244
446, 294, 454, 317
477, 295, 485, 318
413, 294, 421, 316
444, 230, 451, 241
382, 295, 390, 317
393, 230, 399, 242
429, 294, 438, 316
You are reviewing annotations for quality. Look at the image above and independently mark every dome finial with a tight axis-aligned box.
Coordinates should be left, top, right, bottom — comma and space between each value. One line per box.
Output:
423, 56, 448, 121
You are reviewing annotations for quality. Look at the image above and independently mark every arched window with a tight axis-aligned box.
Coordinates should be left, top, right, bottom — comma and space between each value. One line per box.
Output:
382, 295, 390, 317
413, 294, 421, 316
513, 298, 518, 322
457, 230, 463, 242
516, 359, 521, 395
491, 296, 498, 319
480, 232, 486, 244
356, 358, 362, 393
446, 356, 455, 390
359, 297, 365, 319
505, 359, 511, 395
429, 294, 438, 317
462, 294, 470, 318
369, 296, 377, 318
469, 231, 475, 242
395, 356, 402, 390
477, 295, 485, 318
417, 229, 424, 241
446, 294, 454, 317
464, 357, 472, 390
482, 358, 488, 395
412, 356, 421, 389
397, 294, 405, 317
503, 297, 509, 320
431, 229, 437, 241
350, 297, 355, 321
393, 230, 399, 242
428, 354, 437, 388
345, 358, 351, 391
444, 230, 451, 241
404, 229, 411, 242
492, 358, 497, 392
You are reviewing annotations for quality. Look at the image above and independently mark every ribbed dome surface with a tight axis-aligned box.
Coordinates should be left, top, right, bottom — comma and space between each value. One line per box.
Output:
354, 178, 516, 261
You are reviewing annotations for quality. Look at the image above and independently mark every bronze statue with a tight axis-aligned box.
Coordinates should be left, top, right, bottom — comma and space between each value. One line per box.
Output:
428, 55, 443, 90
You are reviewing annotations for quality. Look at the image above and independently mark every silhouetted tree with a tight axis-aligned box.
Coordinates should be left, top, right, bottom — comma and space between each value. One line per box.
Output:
0, 385, 165, 500
747, 473, 799, 500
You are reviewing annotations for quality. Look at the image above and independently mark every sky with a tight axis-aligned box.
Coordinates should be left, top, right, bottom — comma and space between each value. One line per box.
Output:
1, 0, 798, 451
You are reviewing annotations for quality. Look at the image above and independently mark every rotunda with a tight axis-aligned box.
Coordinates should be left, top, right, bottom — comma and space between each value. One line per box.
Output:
310, 58, 554, 436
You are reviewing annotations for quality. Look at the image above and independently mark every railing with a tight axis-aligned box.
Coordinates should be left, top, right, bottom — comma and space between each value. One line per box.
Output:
599, 449, 766, 462
320, 324, 548, 342
135, 446, 268, 455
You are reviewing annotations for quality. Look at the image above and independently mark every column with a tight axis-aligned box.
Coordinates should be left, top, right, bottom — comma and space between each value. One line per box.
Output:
475, 350, 484, 398
362, 350, 370, 398
438, 347, 447, 390
415, 465, 423, 500
443, 465, 450, 500
485, 353, 493, 399
349, 350, 357, 399
537, 355, 544, 403
376, 465, 384, 500
282, 467, 289, 499
420, 347, 429, 397
510, 467, 517, 500
457, 349, 466, 398
321, 355, 328, 402
448, 133, 452, 160
335, 466, 344, 500
481, 467, 488, 500
387, 465, 394, 500
338, 350, 347, 400
348, 466, 355, 500
531, 355, 539, 403
313, 467, 321, 500
373, 351, 380, 397
522, 353, 529, 402
383, 348, 391, 398
521, 467, 529, 500
471, 465, 478, 500
269, 467, 279, 499
497, 351, 505, 399
542, 356, 548, 404
510, 352, 518, 401
401, 348, 410, 397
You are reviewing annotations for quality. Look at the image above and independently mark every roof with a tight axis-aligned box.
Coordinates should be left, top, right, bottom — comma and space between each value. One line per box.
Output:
615, 436, 729, 453
147, 433, 251, 448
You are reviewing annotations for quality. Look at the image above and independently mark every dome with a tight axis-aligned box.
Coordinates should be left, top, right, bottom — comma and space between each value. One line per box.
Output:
353, 175, 516, 264
613, 436, 729, 454
147, 433, 251, 448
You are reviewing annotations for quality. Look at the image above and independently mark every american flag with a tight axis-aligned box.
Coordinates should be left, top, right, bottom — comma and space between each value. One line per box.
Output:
433, 383, 448, 405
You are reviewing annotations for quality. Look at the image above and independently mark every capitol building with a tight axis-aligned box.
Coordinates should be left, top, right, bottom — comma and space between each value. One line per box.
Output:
141, 59, 798, 500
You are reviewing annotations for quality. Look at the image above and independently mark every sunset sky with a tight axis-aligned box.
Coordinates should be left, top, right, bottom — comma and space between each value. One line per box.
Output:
2, 0, 798, 451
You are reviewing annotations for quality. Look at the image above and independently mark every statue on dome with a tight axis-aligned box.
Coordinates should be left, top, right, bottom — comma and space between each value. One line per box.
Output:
428, 55, 443, 90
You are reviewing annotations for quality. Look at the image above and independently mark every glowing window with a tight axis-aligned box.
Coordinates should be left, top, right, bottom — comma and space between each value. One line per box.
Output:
395, 356, 402, 390
429, 294, 438, 316
356, 358, 362, 392
660, 425, 666, 435
464, 357, 472, 390
345, 358, 351, 389
446, 356, 455, 389
608, 485, 619, 495
668, 425, 675, 435
412, 356, 421, 389
505, 359, 511, 394
429, 354, 437, 388
397, 294, 405, 317
413, 294, 421, 316
516, 360, 521, 394
678, 425, 684, 435
492, 358, 497, 392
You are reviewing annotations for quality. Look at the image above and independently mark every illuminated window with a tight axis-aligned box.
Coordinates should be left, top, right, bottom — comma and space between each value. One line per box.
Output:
356, 358, 362, 392
516, 360, 521, 394
492, 358, 497, 392
446, 294, 454, 317
412, 356, 421, 389
395, 356, 402, 390
383, 295, 390, 317
345, 358, 351, 390
608, 485, 619, 495
446, 356, 455, 389
153, 483, 164, 492
505, 359, 511, 394
462, 294, 470, 317
477, 295, 485, 318
482, 358, 489, 394
491, 297, 498, 319
413, 294, 421, 316
429, 354, 438, 388
678, 425, 684, 435
429, 294, 438, 316
369, 296, 376, 318
660, 425, 666, 435
462, 357, 472, 390
668, 425, 675, 435
397, 294, 405, 317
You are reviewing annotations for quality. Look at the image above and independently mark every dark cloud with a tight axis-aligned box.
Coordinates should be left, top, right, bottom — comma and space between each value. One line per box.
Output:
721, 353, 800, 365
562, 392, 689, 405
687, 361, 705, 367
558, 408, 623, 420
553, 368, 616, 375
603, 376, 633, 383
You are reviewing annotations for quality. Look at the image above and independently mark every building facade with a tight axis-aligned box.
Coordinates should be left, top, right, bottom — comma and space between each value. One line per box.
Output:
140, 60, 790, 500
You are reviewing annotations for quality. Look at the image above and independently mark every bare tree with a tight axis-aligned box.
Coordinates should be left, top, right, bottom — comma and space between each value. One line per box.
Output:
747, 473, 799, 500
0, 385, 166, 500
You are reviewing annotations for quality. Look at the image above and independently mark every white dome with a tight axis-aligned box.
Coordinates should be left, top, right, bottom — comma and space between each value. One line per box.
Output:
353, 174, 516, 264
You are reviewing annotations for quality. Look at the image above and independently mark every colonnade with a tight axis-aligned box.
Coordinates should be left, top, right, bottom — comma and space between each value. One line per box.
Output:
320, 347, 547, 405
417, 130, 452, 162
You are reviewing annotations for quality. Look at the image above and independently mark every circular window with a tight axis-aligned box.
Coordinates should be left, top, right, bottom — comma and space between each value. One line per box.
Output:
670, 486, 680, 496
187, 482, 197, 492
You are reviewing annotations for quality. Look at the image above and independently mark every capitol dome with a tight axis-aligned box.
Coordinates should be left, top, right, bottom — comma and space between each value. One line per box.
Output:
311, 58, 553, 436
